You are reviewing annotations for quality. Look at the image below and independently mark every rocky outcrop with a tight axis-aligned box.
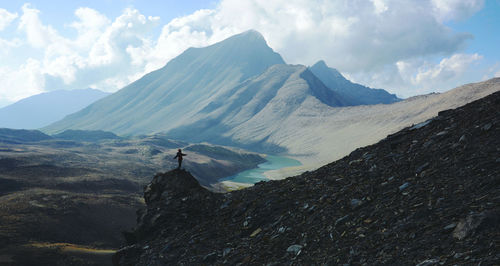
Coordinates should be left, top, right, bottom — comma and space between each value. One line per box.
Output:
113, 169, 223, 265
114, 91, 500, 265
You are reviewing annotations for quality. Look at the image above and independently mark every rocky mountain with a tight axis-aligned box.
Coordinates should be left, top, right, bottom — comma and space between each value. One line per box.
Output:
43, 30, 286, 135
42, 31, 500, 174
309, 60, 400, 105
114, 91, 500, 265
0, 88, 109, 129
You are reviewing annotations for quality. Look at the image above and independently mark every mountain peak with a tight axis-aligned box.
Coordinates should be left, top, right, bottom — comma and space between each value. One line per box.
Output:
311, 60, 343, 79
312, 60, 327, 68
212, 30, 279, 59
238, 29, 265, 40
44, 31, 285, 135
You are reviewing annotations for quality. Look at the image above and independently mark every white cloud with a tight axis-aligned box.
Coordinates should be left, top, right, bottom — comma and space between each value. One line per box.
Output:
69, 7, 111, 49
136, 0, 486, 96
431, 0, 484, 22
371, 0, 389, 14
142, 0, 476, 72
18, 4, 62, 48
0, 38, 22, 51
88, 8, 159, 67
138, 9, 218, 72
0, 8, 18, 30
414, 53, 482, 85
0, 58, 45, 102
344, 53, 484, 97
2, 5, 162, 102
390, 53, 482, 95
23, 6, 158, 85
0, 0, 491, 104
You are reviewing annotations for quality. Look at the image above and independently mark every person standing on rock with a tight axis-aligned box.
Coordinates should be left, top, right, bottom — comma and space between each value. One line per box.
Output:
173, 149, 186, 169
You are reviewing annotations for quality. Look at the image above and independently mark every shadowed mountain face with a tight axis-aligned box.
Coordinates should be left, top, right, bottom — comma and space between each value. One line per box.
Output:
309, 60, 400, 105
0, 89, 109, 129
114, 91, 500, 265
167, 64, 347, 149
44, 30, 285, 135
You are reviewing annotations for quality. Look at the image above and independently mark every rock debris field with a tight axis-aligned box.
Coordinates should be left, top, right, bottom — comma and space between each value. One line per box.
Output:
114, 91, 499, 265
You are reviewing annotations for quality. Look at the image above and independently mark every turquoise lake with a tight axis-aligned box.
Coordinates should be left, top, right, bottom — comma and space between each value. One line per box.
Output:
220, 155, 302, 184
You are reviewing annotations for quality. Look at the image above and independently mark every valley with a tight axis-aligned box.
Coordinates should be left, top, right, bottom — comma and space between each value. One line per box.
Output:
42, 31, 500, 172
0, 129, 265, 265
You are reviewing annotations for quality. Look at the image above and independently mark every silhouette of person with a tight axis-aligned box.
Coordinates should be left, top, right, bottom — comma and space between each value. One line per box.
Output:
173, 149, 186, 169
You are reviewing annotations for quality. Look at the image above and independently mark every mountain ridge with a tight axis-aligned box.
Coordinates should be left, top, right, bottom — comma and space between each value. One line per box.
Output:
166, 64, 347, 149
309, 60, 400, 105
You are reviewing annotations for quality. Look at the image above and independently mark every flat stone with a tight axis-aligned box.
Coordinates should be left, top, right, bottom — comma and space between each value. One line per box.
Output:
399, 182, 410, 191
250, 228, 262, 237
350, 199, 363, 209
482, 123, 492, 131
416, 258, 440, 266
286, 244, 302, 256
443, 223, 456, 231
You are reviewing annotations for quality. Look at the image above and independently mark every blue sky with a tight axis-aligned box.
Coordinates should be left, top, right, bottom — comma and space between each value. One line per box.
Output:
0, 0, 499, 107
448, 0, 500, 69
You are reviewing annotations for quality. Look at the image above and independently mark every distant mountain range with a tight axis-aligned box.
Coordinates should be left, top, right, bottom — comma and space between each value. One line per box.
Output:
43, 30, 500, 170
43, 31, 398, 138
0, 88, 109, 129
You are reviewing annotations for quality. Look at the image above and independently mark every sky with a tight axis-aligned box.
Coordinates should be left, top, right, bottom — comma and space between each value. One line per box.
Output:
0, 0, 499, 107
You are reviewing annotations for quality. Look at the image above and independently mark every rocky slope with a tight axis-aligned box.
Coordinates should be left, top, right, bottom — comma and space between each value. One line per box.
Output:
259, 77, 500, 171
114, 91, 499, 265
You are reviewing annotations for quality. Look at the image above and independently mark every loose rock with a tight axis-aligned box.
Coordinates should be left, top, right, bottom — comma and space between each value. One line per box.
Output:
113, 91, 500, 266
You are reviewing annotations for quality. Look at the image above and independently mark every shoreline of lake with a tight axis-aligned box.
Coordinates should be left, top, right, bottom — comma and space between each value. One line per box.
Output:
218, 155, 302, 188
